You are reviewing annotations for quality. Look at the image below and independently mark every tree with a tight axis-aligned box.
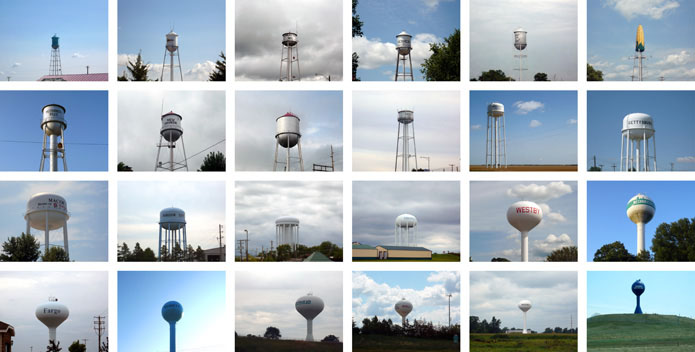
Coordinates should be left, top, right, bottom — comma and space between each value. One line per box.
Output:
276, 244, 292, 261
263, 326, 281, 339
118, 242, 131, 262
117, 162, 133, 172
544, 327, 553, 333
0, 233, 41, 261
593, 241, 635, 262
635, 250, 653, 262
421, 29, 460, 81
208, 52, 226, 81
160, 245, 169, 262
651, 218, 695, 261
321, 335, 340, 342
124, 51, 153, 81
198, 151, 226, 171
554, 327, 563, 333
352, 0, 363, 81
42, 247, 69, 262
46, 341, 62, 352
141, 247, 157, 261
132, 242, 144, 261
589, 165, 602, 171
534, 72, 550, 81
491, 257, 510, 262
587, 64, 604, 81
546, 246, 578, 262
473, 70, 514, 81
195, 246, 206, 261
68, 340, 86, 352
352, 52, 361, 81
100, 337, 108, 352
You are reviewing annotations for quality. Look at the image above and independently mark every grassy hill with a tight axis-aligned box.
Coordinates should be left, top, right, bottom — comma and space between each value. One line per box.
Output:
470, 333, 577, 351
235, 336, 342, 352
588, 314, 695, 351
353, 334, 459, 351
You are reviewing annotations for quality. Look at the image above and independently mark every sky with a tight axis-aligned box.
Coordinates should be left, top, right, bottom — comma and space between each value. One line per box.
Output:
587, 91, 695, 171
0, 271, 107, 352
119, 271, 225, 352
470, 271, 577, 332
588, 271, 695, 317
235, 91, 343, 171
235, 0, 342, 81
0, 181, 108, 261
0, 91, 108, 171
588, 0, 695, 81
353, 90, 460, 171
470, 0, 578, 81
353, 271, 460, 327
470, 91, 578, 165
0, 0, 108, 81
118, 90, 225, 171
118, 181, 225, 253
470, 181, 578, 262
353, 0, 460, 81
236, 271, 343, 341
587, 181, 695, 260
352, 181, 460, 253
235, 181, 342, 256
118, 0, 225, 81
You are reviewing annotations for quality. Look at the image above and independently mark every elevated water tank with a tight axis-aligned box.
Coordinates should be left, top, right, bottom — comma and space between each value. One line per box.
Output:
166, 31, 179, 53
622, 113, 654, 139
395, 214, 417, 228
41, 104, 67, 136
396, 31, 412, 55
25, 193, 69, 231
276, 112, 301, 148
159, 207, 186, 230
397, 110, 414, 124
487, 103, 504, 117
161, 111, 183, 142
514, 28, 527, 50
282, 32, 298, 47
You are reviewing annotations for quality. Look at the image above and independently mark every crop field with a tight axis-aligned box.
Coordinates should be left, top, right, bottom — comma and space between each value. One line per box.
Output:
353, 334, 460, 352
470, 165, 578, 172
235, 336, 342, 352
588, 314, 695, 351
469, 333, 577, 351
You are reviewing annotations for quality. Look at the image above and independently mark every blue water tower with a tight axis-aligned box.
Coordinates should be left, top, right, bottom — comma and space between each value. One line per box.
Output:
51, 34, 59, 49
162, 301, 183, 352
632, 279, 645, 314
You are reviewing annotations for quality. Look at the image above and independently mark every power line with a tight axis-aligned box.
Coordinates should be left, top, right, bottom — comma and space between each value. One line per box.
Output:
0, 140, 107, 146
182, 139, 225, 162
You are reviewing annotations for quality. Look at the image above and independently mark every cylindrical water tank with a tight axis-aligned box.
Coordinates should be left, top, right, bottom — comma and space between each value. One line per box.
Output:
166, 31, 178, 52
276, 216, 300, 225
487, 103, 505, 117
161, 111, 183, 142
396, 31, 412, 55
159, 207, 186, 230
622, 113, 654, 139
397, 110, 414, 124
514, 28, 527, 50
282, 32, 298, 47
395, 214, 417, 228
25, 193, 69, 231
51, 35, 60, 49
276, 112, 301, 148
41, 104, 67, 136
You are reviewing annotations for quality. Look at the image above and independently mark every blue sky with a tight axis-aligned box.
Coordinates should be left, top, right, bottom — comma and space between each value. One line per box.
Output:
587, 181, 695, 260
0, 91, 108, 171
0, 181, 108, 261
588, 91, 695, 171
588, 0, 695, 81
352, 0, 460, 81
353, 271, 460, 327
588, 271, 695, 317
0, 0, 108, 81
119, 271, 226, 352
470, 91, 578, 165
118, 0, 225, 81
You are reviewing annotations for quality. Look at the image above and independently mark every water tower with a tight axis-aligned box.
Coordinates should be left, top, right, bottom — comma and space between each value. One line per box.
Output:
39, 104, 68, 172
395, 298, 413, 327
280, 31, 300, 81
507, 201, 543, 262
394, 109, 418, 171
25, 193, 69, 259
275, 216, 299, 251
155, 111, 188, 171
295, 293, 324, 341
395, 214, 417, 246
158, 207, 187, 261
36, 297, 69, 344
626, 194, 655, 254
49, 34, 62, 76
486, 103, 507, 168
518, 300, 532, 334
620, 113, 656, 172
632, 280, 645, 314
513, 28, 528, 81
162, 301, 183, 352
160, 30, 183, 81
632, 25, 646, 81
273, 112, 304, 171
394, 31, 414, 81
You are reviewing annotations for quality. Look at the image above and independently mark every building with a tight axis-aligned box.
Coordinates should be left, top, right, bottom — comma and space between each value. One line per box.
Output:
0, 321, 14, 352
506, 329, 525, 334
352, 243, 378, 260
203, 246, 225, 262
304, 251, 331, 262
376, 245, 432, 260
37, 73, 108, 81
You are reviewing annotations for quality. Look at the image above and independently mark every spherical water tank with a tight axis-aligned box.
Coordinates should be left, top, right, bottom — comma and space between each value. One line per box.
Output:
166, 31, 178, 53
395, 298, 413, 317
51, 35, 60, 49
276, 112, 301, 148
162, 301, 183, 323
36, 297, 69, 329
507, 201, 543, 232
160, 111, 183, 142
159, 207, 186, 230
396, 31, 412, 55
282, 32, 298, 47
295, 293, 324, 320
25, 193, 69, 231
632, 280, 645, 296
275, 216, 300, 226
41, 104, 67, 136
518, 300, 532, 312
626, 194, 655, 224
487, 103, 504, 117
622, 113, 654, 139
397, 110, 414, 124
514, 28, 527, 50
395, 214, 417, 228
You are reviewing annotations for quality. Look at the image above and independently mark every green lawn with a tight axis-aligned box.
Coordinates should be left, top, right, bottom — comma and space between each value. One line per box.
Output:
588, 314, 695, 351
235, 336, 341, 352
353, 334, 459, 352
470, 333, 577, 352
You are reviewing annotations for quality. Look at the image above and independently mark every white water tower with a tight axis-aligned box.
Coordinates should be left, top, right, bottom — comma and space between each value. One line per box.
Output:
155, 111, 188, 171
158, 207, 187, 261
273, 112, 304, 171
627, 194, 655, 254
40, 104, 68, 172
507, 201, 543, 262
161, 30, 183, 81
275, 216, 300, 251
280, 31, 301, 81
36, 297, 69, 344
25, 193, 70, 259
518, 300, 532, 334
620, 113, 656, 172
394, 110, 418, 171
394, 214, 417, 246
486, 103, 507, 168
513, 28, 528, 81
395, 298, 413, 326
395, 31, 414, 81
295, 293, 324, 341
162, 301, 183, 352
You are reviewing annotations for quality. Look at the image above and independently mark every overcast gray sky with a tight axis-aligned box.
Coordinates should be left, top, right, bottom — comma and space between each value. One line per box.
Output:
235, 91, 343, 171
236, 271, 342, 341
470, 0, 578, 81
235, 181, 342, 255
352, 181, 460, 253
470, 271, 577, 332
118, 90, 225, 171
235, 0, 342, 81
0, 271, 107, 352
353, 90, 460, 171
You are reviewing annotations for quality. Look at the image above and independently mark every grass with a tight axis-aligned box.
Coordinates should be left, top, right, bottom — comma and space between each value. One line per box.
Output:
588, 314, 695, 351
353, 334, 459, 352
235, 336, 342, 352
469, 333, 577, 352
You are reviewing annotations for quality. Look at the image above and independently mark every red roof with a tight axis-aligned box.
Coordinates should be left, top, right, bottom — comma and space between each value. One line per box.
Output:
281, 112, 297, 117
38, 73, 108, 81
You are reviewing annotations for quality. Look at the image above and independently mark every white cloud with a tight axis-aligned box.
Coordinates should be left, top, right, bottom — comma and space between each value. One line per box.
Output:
529, 119, 542, 128
656, 50, 692, 66
532, 233, 573, 258
567, 119, 577, 124
184, 60, 215, 81
353, 33, 441, 70
604, 0, 680, 20
506, 181, 573, 201
677, 156, 695, 163
539, 203, 567, 223
72, 52, 85, 59
513, 100, 544, 114
471, 124, 482, 130
422, 0, 454, 11
11, 62, 21, 68
118, 53, 216, 81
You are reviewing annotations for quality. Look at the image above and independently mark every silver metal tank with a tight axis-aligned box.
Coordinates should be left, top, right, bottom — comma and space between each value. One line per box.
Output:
166, 31, 178, 53
276, 112, 301, 148
397, 110, 414, 124
514, 28, 527, 50
282, 32, 298, 47
396, 31, 412, 55
487, 103, 504, 117
161, 111, 183, 142
41, 104, 67, 136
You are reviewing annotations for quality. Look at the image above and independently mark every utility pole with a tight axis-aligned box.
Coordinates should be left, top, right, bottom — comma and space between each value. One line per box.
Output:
671, 162, 675, 171
244, 229, 249, 261
82, 339, 88, 350
420, 156, 430, 170
94, 315, 105, 352
447, 294, 452, 327
612, 163, 616, 172
593, 155, 597, 169
217, 224, 224, 261
330, 145, 335, 171
449, 164, 455, 172
237, 239, 245, 261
